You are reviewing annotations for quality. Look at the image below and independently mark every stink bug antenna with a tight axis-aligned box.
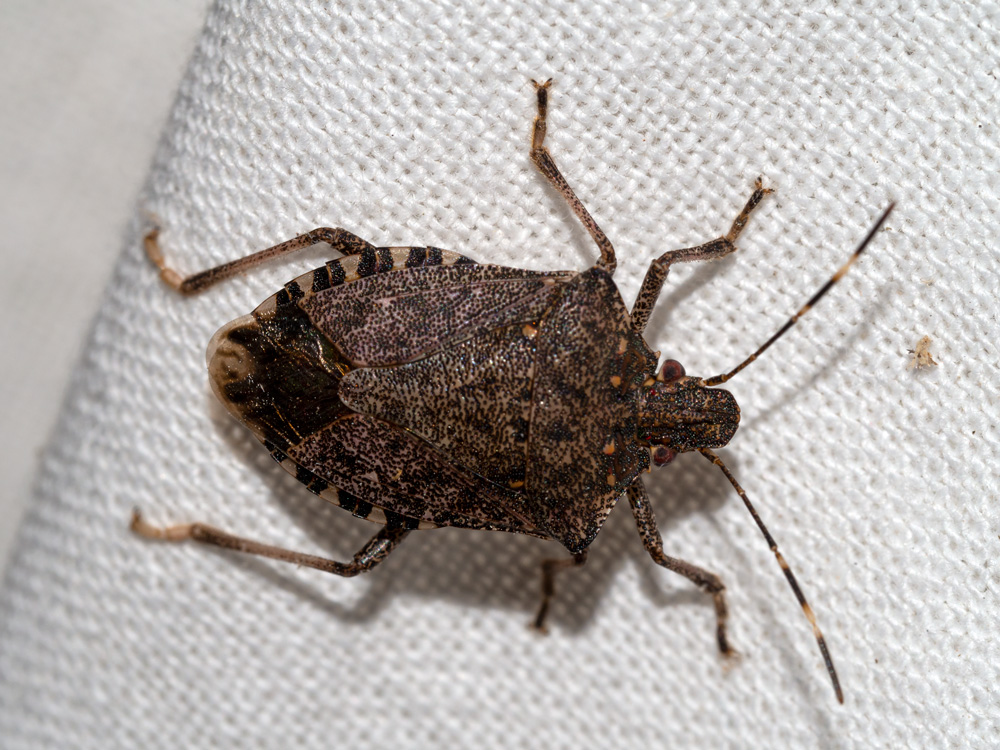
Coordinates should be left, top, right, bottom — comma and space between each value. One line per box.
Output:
703, 203, 894, 387
697, 448, 843, 704
694, 204, 893, 703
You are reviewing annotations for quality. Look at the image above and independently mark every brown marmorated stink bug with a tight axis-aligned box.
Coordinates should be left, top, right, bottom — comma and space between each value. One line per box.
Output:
134, 79, 893, 703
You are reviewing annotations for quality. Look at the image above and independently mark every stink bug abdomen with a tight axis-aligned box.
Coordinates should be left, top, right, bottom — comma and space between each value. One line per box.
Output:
136, 78, 893, 705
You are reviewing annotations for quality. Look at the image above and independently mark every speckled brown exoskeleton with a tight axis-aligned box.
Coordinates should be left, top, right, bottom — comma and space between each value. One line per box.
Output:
135, 79, 893, 703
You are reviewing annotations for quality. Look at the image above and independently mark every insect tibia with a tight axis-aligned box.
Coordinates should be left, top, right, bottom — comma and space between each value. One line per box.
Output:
636, 377, 740, 456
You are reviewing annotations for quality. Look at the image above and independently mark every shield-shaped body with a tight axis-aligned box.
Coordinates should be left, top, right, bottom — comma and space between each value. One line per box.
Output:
137, 79, 871, 703
208, 245, 657, 553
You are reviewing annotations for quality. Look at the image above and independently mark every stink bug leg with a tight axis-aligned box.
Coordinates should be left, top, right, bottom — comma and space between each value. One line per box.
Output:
627, 482, 733, 656
630, 178, 772, 332
131, 509, 408, 576
145, 226, 376, 294
530, 78, 617, 274
534, 550, 588, 632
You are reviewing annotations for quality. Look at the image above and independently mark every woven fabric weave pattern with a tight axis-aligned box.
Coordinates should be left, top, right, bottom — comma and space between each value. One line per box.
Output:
1, 1, 997, 747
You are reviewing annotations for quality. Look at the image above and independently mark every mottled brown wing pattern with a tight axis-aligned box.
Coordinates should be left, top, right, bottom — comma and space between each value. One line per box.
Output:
211, 245, 568, 537
297, 263, 573, 367
286, 414, 540, 534
338, 323, 539, 490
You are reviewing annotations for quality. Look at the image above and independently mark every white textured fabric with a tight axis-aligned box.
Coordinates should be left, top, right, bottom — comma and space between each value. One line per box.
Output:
2, 1, 997, 747
0, 0, 209, 579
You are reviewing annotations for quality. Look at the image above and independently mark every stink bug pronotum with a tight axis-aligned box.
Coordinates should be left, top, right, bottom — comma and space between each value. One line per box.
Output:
135, 79, 893, 703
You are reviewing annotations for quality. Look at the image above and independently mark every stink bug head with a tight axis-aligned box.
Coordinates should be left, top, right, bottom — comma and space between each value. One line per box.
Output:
636, 373, 740, 460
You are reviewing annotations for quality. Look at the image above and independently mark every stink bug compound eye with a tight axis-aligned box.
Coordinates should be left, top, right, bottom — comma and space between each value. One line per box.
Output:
657, 359, 686, 383
135, 78, 893, 705
650, 445, 677, 467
